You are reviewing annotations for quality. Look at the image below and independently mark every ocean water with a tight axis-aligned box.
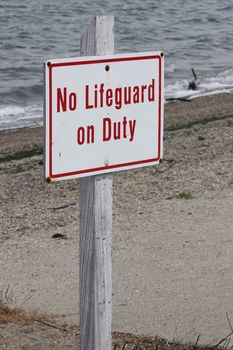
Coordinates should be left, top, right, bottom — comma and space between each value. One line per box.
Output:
1, 0, 233, 130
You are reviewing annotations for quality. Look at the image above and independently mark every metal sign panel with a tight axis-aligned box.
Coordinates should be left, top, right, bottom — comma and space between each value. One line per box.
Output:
44, 51, 164, 181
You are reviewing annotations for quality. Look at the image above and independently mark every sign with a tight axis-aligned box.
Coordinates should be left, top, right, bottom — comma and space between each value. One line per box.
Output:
44, 51, 164, 181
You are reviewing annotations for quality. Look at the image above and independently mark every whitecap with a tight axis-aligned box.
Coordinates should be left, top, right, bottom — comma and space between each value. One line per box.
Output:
0, 103, 43, 130
165, 68, 233, 100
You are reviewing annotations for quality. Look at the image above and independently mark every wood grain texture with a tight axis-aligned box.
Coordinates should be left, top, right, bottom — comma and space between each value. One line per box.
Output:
80, 16, 114, 56
79, 16, 114, 350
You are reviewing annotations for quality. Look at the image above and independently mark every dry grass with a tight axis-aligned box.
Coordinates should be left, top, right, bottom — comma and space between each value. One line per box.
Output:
112, 333, 217, 350
0, 302, 47, 325
0, 286, 51, 326
0, 288, 230, 350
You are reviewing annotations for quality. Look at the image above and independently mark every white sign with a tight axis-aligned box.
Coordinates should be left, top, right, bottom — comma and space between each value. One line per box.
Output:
44, 51, 164, 181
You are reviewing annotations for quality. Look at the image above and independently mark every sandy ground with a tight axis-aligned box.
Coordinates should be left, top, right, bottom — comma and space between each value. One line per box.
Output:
1, 93, 233, 348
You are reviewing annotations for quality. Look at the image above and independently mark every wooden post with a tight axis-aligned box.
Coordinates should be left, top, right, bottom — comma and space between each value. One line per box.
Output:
79, 16, 114, 350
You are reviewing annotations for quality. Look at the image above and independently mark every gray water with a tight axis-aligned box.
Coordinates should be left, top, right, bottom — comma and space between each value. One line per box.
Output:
1, 0, 233, 129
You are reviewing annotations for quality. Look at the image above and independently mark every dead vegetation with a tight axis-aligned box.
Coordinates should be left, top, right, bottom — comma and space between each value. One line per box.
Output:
113, 333, 213, 350
0, 289, 232, 350
0, 301, 47, 325
0, 286, 67, 331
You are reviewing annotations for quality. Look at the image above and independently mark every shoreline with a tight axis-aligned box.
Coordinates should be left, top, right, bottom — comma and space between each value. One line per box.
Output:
1, 92, 233, 158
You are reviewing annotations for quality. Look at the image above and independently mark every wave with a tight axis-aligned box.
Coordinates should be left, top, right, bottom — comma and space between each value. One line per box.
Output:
165, 68, 233, 100
0, 104, 43, 130
0, 69, 233, 130
0, 83, 43, 105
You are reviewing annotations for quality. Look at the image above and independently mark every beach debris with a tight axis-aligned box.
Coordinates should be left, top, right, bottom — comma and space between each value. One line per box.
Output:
38, 320, 69, 332
51, 233, 67, 239
166, 97, 192, 102
188, 68, 201, 90
51, 202, 76, 211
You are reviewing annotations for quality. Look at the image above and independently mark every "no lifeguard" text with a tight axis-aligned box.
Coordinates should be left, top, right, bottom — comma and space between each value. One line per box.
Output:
56, 79, 156, 145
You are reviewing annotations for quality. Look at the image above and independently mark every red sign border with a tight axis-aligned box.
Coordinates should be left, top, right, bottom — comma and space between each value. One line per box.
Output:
48, 54, 162, 179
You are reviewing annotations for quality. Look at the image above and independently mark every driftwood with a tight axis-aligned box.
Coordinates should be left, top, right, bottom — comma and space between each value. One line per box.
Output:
51, 203, 76, 210
38, 320, 69, 332
166, 97, 192, 102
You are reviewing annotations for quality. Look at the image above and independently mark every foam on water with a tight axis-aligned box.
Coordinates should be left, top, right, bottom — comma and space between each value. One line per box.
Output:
0, 104, 43, 130
165, 68, 233, 100
0, 68, 233, 130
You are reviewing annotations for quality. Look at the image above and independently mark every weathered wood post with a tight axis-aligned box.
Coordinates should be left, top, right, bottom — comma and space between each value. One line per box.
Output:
79, 16, 114, 350
44, 15, 163, 349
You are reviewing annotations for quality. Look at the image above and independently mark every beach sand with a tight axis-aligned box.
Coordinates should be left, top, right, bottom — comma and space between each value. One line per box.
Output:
1, 92, 233, 349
